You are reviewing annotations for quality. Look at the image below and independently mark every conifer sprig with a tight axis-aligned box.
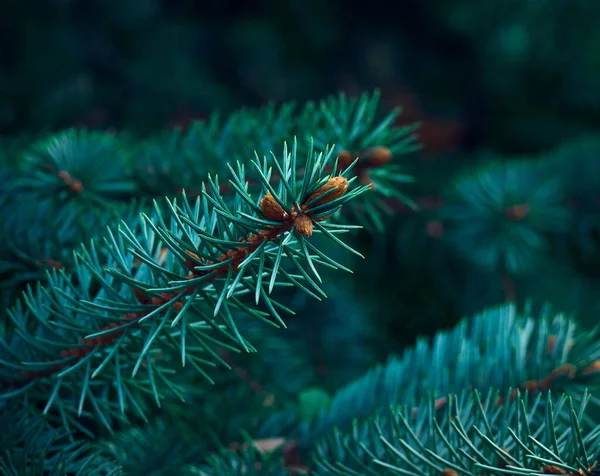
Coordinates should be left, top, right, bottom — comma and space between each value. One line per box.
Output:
277, 303, 600, 473
299, 91, 420, 232
16, 129, 137, 204
314, 390, 600, 475
270, 303, 600, 445
0, 91, 417, 308
0, 138, 368, 433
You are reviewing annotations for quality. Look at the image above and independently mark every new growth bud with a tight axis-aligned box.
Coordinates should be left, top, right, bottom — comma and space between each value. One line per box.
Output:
365, 146, 392, 167
260, 191, 287, 221
306, 176, 349, 207
294, 214, 313, 237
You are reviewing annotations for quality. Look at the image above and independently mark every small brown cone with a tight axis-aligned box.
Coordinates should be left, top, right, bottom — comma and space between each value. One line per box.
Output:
294, 214, 313, 237
260, 192, 286, 221
58, 170, 71, 182
366, 146, 392, 166
306, 176, 349, 207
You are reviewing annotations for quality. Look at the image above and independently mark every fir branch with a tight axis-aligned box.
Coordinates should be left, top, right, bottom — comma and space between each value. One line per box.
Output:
86, 349, 295, 475
202, 435, 304, 476
1, 92, 416, 301
0, 138, 368, 433
276, 303, 600, 444
298, 90, 420, 159
95, 418, 203, 476
299, 90, 420, 233
133, 118, 232, 197
313, 389, 600, 475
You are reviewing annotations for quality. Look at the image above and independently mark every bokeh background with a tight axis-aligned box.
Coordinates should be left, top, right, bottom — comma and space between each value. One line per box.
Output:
7, 0, 598, 152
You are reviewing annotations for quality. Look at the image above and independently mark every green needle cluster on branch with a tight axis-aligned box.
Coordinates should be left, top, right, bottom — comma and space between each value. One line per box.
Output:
308, 303, 600, 475
0, 91, 418, 311
0, 138, 370, 430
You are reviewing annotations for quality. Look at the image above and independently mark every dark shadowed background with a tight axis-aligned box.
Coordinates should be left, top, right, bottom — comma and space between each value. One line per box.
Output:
5, 0, 597, 155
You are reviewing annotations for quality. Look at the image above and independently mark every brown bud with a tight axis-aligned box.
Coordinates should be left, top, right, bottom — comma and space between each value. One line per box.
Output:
306, 176, 349, 207
505, 203, 530, 221
260, 192, 286, 221
294, 214, 313, 237
365, 146, 392, 166
58, 170, 72, 182
70, 179, 84, 193
58, 170, 84, 193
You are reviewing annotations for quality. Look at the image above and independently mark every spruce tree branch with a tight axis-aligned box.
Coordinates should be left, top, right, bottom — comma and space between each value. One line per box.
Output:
0, 139, 369, 434
287, 303, 600, 446
305, 304, 600, 474
314, 389, 600, 475
1, 90, 418, 312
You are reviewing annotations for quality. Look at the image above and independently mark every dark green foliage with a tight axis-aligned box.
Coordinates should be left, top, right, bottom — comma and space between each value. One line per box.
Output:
0, 200, 143, 313
202, 443, 294, 476
314, 390, 600, 475
0, 400, 114, 475
257, 303, 600, 447
426, 0, 600, 152
547, 135, 600, 265
18, 130, 136, 202
96, 419, 203, 475
439, 158, 569, 273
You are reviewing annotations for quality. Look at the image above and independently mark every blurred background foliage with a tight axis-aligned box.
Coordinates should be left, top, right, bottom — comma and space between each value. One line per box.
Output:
4, 0, 598, 152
